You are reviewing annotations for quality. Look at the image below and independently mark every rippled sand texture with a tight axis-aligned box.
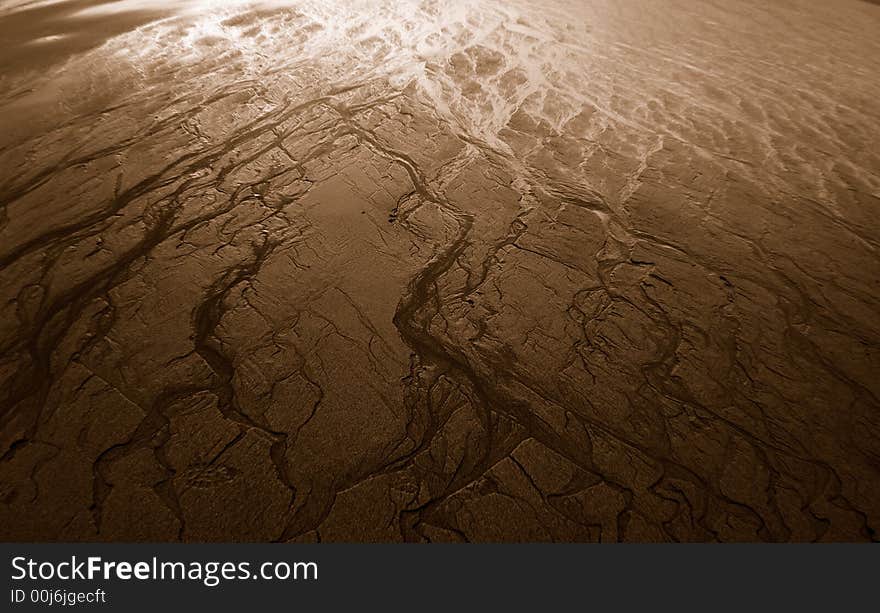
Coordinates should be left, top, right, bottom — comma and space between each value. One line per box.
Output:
1, 0, 879, 542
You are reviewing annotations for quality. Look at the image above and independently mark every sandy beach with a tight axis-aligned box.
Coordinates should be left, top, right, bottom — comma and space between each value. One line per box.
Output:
1, 0, 878, 542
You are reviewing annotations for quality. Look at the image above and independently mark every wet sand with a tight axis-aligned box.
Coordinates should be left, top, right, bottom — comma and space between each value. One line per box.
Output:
0, 0, 879, 542
0, 0, 173, 79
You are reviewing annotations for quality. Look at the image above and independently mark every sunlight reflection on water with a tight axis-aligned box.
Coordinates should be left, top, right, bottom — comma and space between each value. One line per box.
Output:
2, 0, 879, 196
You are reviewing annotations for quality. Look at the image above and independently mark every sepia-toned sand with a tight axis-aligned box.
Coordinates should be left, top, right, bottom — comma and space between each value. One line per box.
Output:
1, 0, 879, 541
